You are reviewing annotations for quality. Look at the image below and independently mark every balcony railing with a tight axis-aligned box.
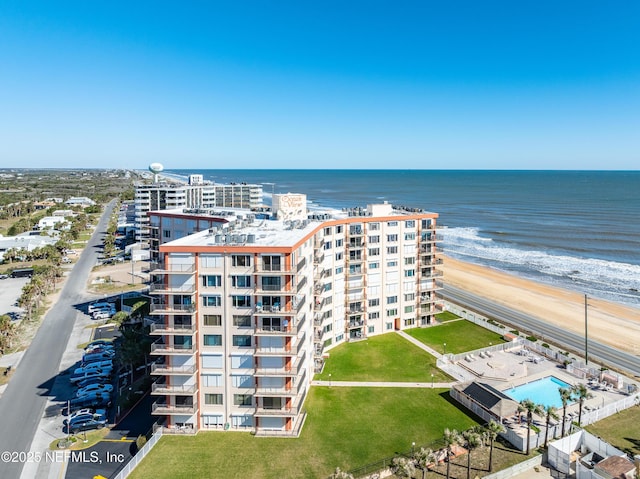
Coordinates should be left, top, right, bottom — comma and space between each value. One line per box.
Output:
149, 262, 196, 274
150, 303, 196, 315
150, 322, 195, 335
150, 342, 196, 355
149, 283, 196, 295
151, 383, 198, 395
151, 363, 196, 375
254, 411, 307, 438
151, 401, 197, 415
255, 315, 305, 336
254, 403, 301, 416
255, 353, 305, 377
255, 333, 306, 357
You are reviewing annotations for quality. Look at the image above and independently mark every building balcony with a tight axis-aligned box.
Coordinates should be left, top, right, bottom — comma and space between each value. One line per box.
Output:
255, 334, 306, 357
254, 286, 297, 296
419, 234, 443, 243
419, 258, 444, 266
148, 283, 196, 295
255, 353, 305, 377
254, 403, 301, 417
150, 363, 196, 376
254, 411, 307, 438
151, 383, 198, 395
255, 315, 305, 336
254, 265, 294, 275
149, 303, 196, 315
347, 320, 365, 329
347, 227, 364, 236
149, 322, 195, 335
255, 298, 305, 315
149, 262, 196, 274
420, 269, 444, 279
150, 342, 196, 355
151, 401, 197, 415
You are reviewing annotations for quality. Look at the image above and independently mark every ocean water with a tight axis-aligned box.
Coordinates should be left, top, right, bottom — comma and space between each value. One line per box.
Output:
166, 169, 640, 307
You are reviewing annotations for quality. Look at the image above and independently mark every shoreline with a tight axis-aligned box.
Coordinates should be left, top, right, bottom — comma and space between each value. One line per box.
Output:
440, 255, 640, 356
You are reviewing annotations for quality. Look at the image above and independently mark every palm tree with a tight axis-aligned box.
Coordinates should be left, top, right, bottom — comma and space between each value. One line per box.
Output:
414, 447, 436, 479
443, 428, 461, 479
572, 383, 594, 427
518, 399, 544, 455
542, 405, 560, 447
484, 420, 506, 472
461, 430, 483, 479
559, 387, 573, 437
390, 456, 416, 479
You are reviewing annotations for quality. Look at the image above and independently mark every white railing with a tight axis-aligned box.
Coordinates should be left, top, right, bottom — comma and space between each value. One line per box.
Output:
112, 427, 163, 479
482, 454, 543, 479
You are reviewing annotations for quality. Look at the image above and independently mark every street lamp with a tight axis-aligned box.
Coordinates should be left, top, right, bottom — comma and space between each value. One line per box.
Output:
443, 343, 446, 355
431, 373, 434, 388
328, 373, 332, 388
411, 442, 416, 455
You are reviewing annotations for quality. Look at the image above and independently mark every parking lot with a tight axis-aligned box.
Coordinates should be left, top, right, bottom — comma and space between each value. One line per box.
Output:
0, 276, 30, 320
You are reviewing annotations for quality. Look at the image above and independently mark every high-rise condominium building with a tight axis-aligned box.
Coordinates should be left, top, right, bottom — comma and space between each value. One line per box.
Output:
148, 196, 441, 436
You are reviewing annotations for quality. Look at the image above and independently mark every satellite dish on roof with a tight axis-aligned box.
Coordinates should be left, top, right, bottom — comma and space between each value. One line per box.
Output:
149, 163, 164, 182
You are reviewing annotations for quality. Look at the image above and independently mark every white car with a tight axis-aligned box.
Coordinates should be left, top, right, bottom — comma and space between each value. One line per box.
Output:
76, 383, 114, 398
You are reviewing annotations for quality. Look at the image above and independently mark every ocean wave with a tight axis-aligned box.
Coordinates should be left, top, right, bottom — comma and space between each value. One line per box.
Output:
440, 227, 640, 305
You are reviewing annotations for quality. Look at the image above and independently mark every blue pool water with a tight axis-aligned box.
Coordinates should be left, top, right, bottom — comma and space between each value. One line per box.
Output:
504, 376, 571, 409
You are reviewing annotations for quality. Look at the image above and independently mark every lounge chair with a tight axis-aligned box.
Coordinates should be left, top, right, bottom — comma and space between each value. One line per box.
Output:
479, 352, 486, 359
486, 351, 493, 357
465, 355, 472, 362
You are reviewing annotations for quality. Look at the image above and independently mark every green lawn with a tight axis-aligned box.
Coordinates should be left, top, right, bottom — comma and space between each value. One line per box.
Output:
406, 320, 506, 355
435, 311, 462, 322
315, 332, 451, 382
130, 387, 479, 479
586, 405, 640, 457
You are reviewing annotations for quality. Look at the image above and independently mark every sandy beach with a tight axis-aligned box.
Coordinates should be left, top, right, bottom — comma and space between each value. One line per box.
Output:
440, 256, 640, 356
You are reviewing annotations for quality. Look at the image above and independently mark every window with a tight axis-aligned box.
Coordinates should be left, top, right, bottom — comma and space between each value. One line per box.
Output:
369, 222, 380, 231
233, 315, 251, 327
404, 293, 415, 301
368, 248, 380, 257
202, 374, 222, 387
336, 225, 343, 233
368, 298, 380, 307
201, 354, 223, 369
200, 254, 223, 268
232, 295, 251, 308
405, 220, 415, 228
163, 229, 171, 238
386, 322, 393, 330
335, 266, 344, 274
205, 393, 223, 405
233, 394, 253, 406
232, 255, 251, 267
368, 261, 379, 269
203, 335, 222, 346
324, 227, 332, 235
335, 252, 343, 260
232, 276, 251, 288
368, 312, 380, 320
404, 257, 415, 265
404, 269, 415, 277
387, 296, 398, 304
404, 305, 415, 313
387, 234, 398, 242
404, 232, 416, 241
368, 235, 380, 243
368, 326, 375, 333
232, 375, 253, 388
387, 221, 398, 227
203, 314, 222, 326
335, 238, 343, 247
387, 260, 398, 267
202, 275, 222, 287
231, 354, 253, 368
323, 241, 332, 250
232, 335, 252, 347
203, 296, 221, 307
387, 308, 398, 317
261, 277, 281, 291
262, 255, 281, 271
387, 246, 398, 254
335, 333, 344, 342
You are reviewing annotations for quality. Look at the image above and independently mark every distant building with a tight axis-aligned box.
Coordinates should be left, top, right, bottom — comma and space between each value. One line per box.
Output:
0, 233, 58, 262
147, 199, 441, 436
37, 216, 70, 230
65, 197, 96, 207
134, 176, 262, 243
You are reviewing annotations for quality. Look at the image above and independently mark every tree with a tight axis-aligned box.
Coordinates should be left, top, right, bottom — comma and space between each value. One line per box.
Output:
414, 447, 436, 479
542, 405, 560, 447
328, 467, 354, 479
518, 399, 544, 455
443, 428, 461, 479
559, 387, 573, 437
484, 420, 506, 472
461, 430, 483, 479
390, 456, 416, 479
572, 383, 593, 427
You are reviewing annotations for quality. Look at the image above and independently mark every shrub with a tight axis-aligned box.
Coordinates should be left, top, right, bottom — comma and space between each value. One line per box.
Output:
526, 336, 537, 342
541, 343, 550, 349
510, 330, 520, 336
136, 434, 147, 451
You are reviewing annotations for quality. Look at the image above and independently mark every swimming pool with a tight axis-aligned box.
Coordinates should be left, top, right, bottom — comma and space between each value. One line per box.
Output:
504, 376, 572, 409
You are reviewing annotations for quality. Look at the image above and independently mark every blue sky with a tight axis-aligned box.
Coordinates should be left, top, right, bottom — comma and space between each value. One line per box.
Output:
1, 1, 639, 170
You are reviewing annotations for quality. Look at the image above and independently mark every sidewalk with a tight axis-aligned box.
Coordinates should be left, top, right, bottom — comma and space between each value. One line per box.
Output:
311, 380, 455, 388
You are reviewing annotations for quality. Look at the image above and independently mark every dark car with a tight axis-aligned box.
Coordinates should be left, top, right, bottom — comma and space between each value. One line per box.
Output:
68, 392, 112, 411
70, 369, 112, 384
64, 409, 108, 433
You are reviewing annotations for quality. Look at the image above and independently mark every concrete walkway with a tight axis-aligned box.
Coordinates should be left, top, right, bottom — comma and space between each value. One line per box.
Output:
312, 380, 455, 388
396, 330, 443, 358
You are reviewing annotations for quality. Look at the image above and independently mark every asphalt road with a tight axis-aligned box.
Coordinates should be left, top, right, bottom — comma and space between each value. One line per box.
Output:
0, 200, 116, 479
440, 284, 640, 378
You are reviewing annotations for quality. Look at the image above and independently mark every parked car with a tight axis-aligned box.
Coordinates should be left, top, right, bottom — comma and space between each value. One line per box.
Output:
85, 344, 115, 355
70, 369, 112, 384
67, 392, 111, 411
63, 408, 107, 426
65, 409, 109, 433
73, 361, 113, 376
82, 351, 115, 364
76, 383, 114, 398
86, 339, 113, 348
76, 376, 111, 389
88, 302, 116, 315
92, 311, 112, 320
